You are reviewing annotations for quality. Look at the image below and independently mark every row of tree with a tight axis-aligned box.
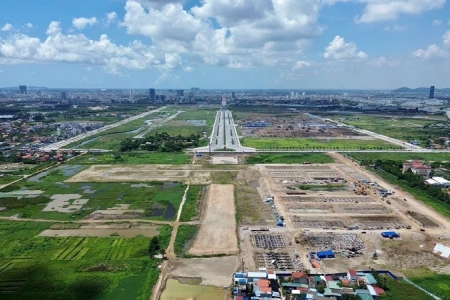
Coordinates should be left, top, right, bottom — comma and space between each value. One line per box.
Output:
375, 160, 450, 204
120, 132, 201, 152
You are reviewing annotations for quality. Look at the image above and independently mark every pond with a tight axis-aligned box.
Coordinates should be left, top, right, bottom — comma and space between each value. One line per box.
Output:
147, 203, 177, 220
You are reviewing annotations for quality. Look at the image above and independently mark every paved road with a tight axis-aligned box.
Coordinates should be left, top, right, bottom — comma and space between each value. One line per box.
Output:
196, 109, 255, 153
39, 106, 166, 151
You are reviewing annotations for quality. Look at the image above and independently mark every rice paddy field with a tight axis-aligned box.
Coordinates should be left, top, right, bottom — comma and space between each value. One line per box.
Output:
0, 220, 172, 300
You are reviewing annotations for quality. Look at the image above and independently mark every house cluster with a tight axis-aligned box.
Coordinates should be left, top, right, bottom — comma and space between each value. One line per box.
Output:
15, 149, 73, 163
233, 269, 387, 300
402, 160, 432, 178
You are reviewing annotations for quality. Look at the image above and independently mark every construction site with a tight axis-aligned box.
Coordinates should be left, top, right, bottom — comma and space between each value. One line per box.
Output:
238, 155, 450, 275
237, 114, 366, 138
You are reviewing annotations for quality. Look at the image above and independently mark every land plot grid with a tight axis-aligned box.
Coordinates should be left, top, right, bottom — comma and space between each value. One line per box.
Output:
265, 166, 331, 170
281, 196, 326, 202
350, 216, 409, 229
252, 234, 286, 250
305, 233, 364, 251
254, 252, 294, 270
339, 167, 367, 181
325, 197, 376, 203
292, 216, 345, 228
342, 205, 391, 214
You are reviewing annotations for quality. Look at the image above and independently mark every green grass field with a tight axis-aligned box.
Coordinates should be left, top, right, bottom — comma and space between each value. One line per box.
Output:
173, 107, 218, 127
67, 152, 192, 165
380, 275, 434, 300
242, 138, 400, 150
179, 185, 202, 222
328, 114, 450, 145
0, 220, 170, 300
174, 225, 198, 258
403, 268, 450, 299
246, 153, 333, 164
346, 152, 450, 164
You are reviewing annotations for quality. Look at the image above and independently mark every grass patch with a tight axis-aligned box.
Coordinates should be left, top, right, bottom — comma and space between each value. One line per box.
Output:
0, 175, 23, 185
173, 107, 218, 127
403, 268, 450, 299
179, 185, 202, 222
327, 114, 450, 145
346, 152, 450, 164
242, 137, 400, 150
67, 152, 192, 165
246, 153, 333, 164
210, 171, 237, 184
174, 225, 198, 258
0, 220, 166, 300
379, 275, 434, 300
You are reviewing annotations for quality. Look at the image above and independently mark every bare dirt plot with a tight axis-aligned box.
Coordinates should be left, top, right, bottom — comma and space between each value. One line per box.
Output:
188, 184, 238, 256
169, 256, 238, 287
66, 165, 213, 184
407, 211, 440, 228
212, 156, 239, 164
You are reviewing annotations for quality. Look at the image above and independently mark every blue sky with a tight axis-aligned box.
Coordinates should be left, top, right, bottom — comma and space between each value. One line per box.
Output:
0, 0, 449, 89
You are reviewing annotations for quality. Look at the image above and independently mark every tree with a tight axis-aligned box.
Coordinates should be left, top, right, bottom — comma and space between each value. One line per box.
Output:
148, 236, 160, 256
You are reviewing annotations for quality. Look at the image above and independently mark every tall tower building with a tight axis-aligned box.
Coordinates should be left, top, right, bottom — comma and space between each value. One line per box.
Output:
19, 85, 27, 94
176, 89, 184, 97
429, 86, 435, 99
149, 88, 156, 101
61, 91, 67, 99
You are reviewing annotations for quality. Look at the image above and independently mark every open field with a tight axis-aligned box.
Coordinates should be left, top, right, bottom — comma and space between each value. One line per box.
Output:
246, 153, 333, 164
160, 278, 228, 300
0, 220, 171, 300
327, 114, 450, 145
174, 225, 199, 257
0, 166, 186, 221
188, 184, 238, 256
242, 137, 400, 150
179, 185, 203, 222
67, 164, 241, 185
346, 152, 450, 164
173, 106, 219, 127
168, 256, 238, 286
67, 152, 192, 165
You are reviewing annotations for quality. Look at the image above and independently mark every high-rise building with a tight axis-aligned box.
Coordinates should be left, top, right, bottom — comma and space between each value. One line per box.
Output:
61, 91, 67, 99
176, 89, 184, 97
231, 92, 235, 99
429, 86, 435, 99
19, 85, 27, 94
149, 88, 156, 101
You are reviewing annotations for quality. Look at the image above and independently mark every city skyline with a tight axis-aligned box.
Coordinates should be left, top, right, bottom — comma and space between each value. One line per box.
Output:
0, 0, 449, 89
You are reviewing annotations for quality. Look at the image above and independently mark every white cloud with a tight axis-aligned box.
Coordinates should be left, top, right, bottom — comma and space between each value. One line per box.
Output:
293, 60, 311, 69
1, 23, 13, 32
324, 36, 368, 60
323, 0, 445, 23
25, 23, 33, 29
413, 30, 450, 60
120, 0, 321, 71
105, 12, 118, 27
433, 19, 442, 25
72, 17, 98, 29
183, 66, 193, 72
0, 21, 167, 74
370, 56, 399, 67
383, 24, 407, 32
412, 45, 448, 59
357, 0, 445, 23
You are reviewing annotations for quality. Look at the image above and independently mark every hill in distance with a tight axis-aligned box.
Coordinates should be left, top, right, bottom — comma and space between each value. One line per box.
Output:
393, 87, 450, 93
